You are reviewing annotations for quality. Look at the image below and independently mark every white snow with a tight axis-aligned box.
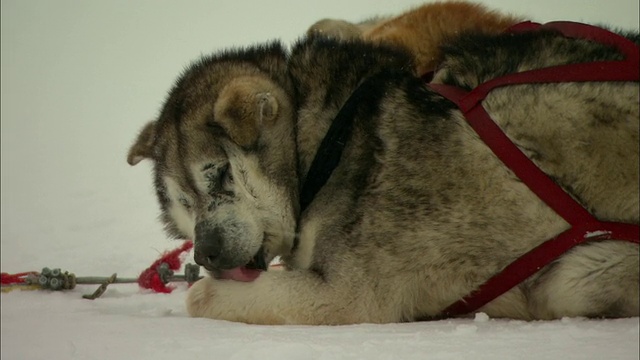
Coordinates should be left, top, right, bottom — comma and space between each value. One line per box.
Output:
1, 1, 638, 359
2, 285, 639, 360
474, 312, 491, 322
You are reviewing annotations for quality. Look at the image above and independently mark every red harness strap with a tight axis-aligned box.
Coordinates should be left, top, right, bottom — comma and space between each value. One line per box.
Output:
429, 21, 640, 317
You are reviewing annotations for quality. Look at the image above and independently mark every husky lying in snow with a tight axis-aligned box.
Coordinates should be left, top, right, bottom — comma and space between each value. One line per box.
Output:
128, 10, 639, 324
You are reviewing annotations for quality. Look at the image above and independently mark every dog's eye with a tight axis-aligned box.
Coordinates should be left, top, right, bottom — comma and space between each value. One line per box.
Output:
203, 163, 233, 191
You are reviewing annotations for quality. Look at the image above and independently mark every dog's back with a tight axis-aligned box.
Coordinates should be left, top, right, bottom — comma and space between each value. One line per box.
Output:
434, 28, 640, 224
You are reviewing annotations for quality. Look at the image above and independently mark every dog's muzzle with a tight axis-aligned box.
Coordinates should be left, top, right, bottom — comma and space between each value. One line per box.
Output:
193, 223, 268, 281
193, 223, 223, 269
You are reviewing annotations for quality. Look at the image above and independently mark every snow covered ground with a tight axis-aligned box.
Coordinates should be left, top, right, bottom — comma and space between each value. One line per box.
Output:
1, 285, 638, 360
1, 1, 638, 359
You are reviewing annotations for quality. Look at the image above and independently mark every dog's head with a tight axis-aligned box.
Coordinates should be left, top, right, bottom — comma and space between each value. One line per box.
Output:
128, 43, 299, 281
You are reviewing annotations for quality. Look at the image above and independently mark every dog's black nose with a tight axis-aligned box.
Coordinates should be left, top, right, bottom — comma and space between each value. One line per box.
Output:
193, 222, 223, 268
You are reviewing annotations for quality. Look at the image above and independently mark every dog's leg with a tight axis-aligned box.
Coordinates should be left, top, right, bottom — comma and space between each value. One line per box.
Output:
527, 241, 639, 319
186, 270, 391, 325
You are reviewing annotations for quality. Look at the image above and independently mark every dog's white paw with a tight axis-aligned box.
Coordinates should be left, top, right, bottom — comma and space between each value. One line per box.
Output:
186, 276, 216, 318
184, 274, 286, 324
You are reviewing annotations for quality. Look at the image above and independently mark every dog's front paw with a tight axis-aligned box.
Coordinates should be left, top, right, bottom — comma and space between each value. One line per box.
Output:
186, 276, 216, 318
185, 274, 284, 324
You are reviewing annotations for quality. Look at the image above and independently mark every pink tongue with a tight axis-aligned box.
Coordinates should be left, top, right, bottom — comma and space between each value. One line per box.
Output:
219, 267, 262, 282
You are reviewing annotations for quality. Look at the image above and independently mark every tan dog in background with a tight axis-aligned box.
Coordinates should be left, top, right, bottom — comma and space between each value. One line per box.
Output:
308, 1, 522, 75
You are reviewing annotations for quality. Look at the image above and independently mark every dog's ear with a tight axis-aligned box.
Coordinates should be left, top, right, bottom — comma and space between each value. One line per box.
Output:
307, 18, 364, 41
127, 121, 156, 165
214, 77, 281, 148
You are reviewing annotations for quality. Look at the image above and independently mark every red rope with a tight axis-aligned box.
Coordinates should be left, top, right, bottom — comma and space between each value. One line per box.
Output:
2, 242, 195, 294
1, 272, 37, 285
137, 241, 194, 293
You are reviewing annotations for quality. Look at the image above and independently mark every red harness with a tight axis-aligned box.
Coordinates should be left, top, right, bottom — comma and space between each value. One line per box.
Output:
428, 21, 640, 317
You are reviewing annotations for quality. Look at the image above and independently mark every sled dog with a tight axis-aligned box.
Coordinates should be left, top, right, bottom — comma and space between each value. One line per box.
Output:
128, 19, 639, 324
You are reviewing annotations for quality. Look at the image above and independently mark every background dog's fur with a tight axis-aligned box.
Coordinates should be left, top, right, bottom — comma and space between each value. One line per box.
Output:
129, 6, 639, 324
308, 1, 522, 75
